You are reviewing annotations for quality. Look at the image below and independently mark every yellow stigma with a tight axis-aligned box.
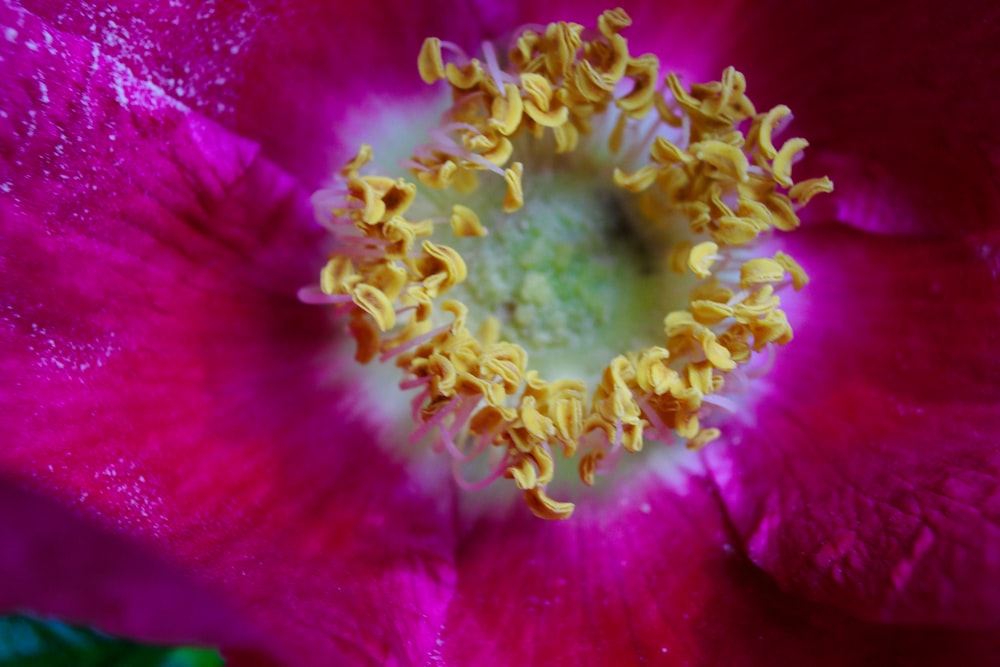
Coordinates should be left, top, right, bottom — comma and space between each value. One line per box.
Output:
306, 9, 831, 519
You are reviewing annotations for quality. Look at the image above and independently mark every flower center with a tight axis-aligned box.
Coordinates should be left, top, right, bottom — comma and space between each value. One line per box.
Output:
303, 9, 832, 519
418, 147, 693, 386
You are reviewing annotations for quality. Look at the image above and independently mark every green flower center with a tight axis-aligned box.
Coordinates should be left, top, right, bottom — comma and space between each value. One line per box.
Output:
430, 165, 689, 386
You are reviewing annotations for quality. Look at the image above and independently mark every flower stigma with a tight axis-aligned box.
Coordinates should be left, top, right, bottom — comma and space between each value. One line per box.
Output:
303, 8, 832, 520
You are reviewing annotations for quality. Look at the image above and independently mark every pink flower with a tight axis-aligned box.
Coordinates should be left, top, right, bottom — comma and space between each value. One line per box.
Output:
2, 0, 999, 665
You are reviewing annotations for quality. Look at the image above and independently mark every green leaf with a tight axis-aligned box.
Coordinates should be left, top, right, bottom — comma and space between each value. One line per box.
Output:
0, 615, 224, 666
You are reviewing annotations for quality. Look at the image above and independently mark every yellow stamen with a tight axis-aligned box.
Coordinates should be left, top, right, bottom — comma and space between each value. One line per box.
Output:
417, 38, 445, 84
502, 162, 524, 213
450, 204, 488, 238
772, 137, 810, 187
740, 258, 786, 289
688, 241, 720, 278
307, 9, 832, 520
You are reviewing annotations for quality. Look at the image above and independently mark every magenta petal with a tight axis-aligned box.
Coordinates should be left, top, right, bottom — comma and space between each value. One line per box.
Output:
714, 0, 1000, 235
16, 0, 505, 188
1, 11, 454, 664
707, 224, 1000, 627
0, 481, 260, 649
439, 474, 1000, 666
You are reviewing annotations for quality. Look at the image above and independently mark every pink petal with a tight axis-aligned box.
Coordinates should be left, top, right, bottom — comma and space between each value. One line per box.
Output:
711, 0, 1000, 235
16, 0, 500, 188
706, 224, 1000, 626
1, 11, 455, 664
0, 481, 261, 650
437, 473, 1000, 666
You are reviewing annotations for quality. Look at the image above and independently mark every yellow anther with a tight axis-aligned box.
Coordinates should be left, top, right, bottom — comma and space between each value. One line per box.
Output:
608, 112, 628, 153
789, 176, 835, 206
415, 160, 458, 190
468, 405, 509, 435
402, 285, 434, 322
417, 38, 446, 84
441, 299, 469, 334
520, 73, 554, 111
573, 60, 615, 102
347, 315, 380, 364
553, 123, 579, 153
772, 137, 809, 187
452, 168, 479, 194
524, 100, 570, 128
481, 136, 514, 166
320, 256, 359, 294
750, 309, 793, 349
419, 241, 467, 294
686, 360, 715, 394
490, 83, 524, 136
757, 104, 791, 159
597, 7, 632, 37
687, 427, 721, 451
693, 140, 750, 182
530, 444, 556, 486
552, 395, 584, 454
765, 192, 801, 231
690, 299, 733, 325
478, 316, 501, 346
671, 385, 703, 413
650, 136, 693, 165
696, 329, 736, 371
740, 258, 786, 289
481, 343, 527, 393
544, 21, 583, 77
618, 53, 659, 116
502, 162, 524, 212
507, 457, 537, 490
774, 251, 809, 290
718, 326, 751, 363
524, 488, 575, 520
579, 450, 604, 486
621, 422, 644, 453
736, 197, 775, 229
688, 241, 720, 278
427, 353, 458, 396
450, 204, 488, 237
653, 91, 684, 127
691, 280, 734, 304
715, 216, 762, 245
445, 60, 483, 89
668, 241, 693, 274
717, 67, 753, 119
341, 144, 373, 176
608, 354, 635, 388
408, 218, 435, 237
708, 187, 735, 218
675, 410, 700, 439
367, 261, 408, 300
601, 33, 630, 83
664, 310, 700, 338
635, 347, 679, 395
352, 283, 396, 331
613, 165, 657, 193
665, 72, 700, 113
346, 178, 386, 225
733, 285, 780, 320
